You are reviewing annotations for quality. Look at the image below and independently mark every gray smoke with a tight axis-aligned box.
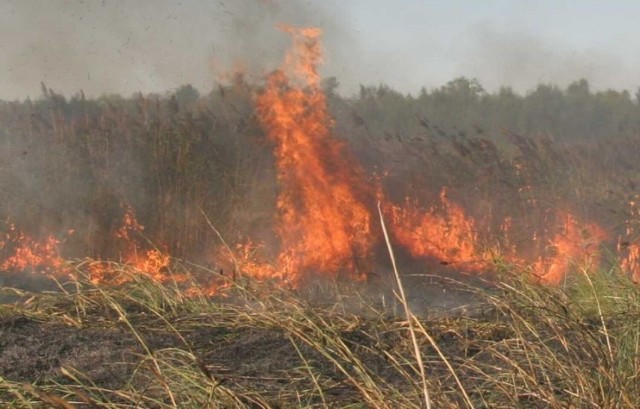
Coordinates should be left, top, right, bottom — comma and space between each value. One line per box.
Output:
0, 0, 353, 100
454, 23, 634, 94
1, 0, 638, 100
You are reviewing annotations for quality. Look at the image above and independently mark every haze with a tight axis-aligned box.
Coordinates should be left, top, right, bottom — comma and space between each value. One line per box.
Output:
1, 0, 639, 100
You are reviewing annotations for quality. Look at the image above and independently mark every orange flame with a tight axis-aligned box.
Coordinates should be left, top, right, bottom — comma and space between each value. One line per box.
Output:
0, 225, 64, 273
387, 188, 486, 269
116, 202, 145, 242
531, 213, 607, 284
617, 199, 640, 283
620, 242, 640, 283
112, 204, 175, 281
0, 24, 627, 294
87, 204, 187, 286
254, 25, 375, 283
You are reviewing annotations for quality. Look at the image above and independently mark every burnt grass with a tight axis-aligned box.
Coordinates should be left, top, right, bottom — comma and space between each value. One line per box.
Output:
0, 299, 498, 405
0, 273, 639, 408
0, 314, 308, 395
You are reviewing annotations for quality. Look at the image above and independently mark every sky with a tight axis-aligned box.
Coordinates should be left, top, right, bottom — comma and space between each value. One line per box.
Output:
1, 0, 639, 100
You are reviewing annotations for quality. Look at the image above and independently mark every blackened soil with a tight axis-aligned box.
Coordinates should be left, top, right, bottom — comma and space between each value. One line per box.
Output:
0, 308, 422, 404
0, 311, 322, 395
0, 314, 178, 389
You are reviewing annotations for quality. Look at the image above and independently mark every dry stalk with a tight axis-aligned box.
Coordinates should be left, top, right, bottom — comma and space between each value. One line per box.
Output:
198, 205, 239, 276
377, 201, 431, 409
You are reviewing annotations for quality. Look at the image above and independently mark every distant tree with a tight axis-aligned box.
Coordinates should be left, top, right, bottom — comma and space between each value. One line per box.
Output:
484, 86, 523, 132
175, 84, 200, 108
425, 77, 486, 131
442, 77, 485, 100
523, 84, 563, 136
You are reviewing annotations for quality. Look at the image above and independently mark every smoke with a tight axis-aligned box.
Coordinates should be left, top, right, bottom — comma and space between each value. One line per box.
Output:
0, 0, 353, 100
339, 19, 640, 96
454, 23, 635, 94
3, 1, 637, 100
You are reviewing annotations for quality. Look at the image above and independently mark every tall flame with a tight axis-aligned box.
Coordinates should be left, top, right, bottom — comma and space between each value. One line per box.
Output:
254, 25, 375, 283
0, 24, 628, 294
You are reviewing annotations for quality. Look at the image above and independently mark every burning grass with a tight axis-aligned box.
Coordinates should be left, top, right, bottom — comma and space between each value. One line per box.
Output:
2, 21, 640, 408
0, 262, 639, 408
1, 23, 639, 287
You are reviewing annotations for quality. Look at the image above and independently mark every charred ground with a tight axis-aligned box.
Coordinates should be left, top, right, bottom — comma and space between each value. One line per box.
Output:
0, 272, 638, 408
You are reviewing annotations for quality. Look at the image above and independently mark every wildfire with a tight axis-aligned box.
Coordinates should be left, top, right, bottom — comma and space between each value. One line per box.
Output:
387, 188, 486, 269
0, 225, 64, 273
86, 204, 198, 288
530, 213, 607, 284
116, 202, 145, 242
254, 25, 375, 283
618, 199, 640, 283
620, 243, 640, 283
0, 23, 634, 295
111, 203, 175, 282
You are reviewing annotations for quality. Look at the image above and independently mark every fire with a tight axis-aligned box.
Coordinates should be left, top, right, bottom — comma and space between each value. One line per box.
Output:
82, 204, 230, 295
113, 203, 173, 281
87, 204, 189, 287
116, 202, 145, 242
0, 24, 632, 295
254, 25, 375, 283
620, 243, 640, 283
387, 188, 486, 269
385, 191, 608, 284
617, 199, 640, 283
0, 225, 65, 273
530, 213, 607, 284
0, 206, 227, 295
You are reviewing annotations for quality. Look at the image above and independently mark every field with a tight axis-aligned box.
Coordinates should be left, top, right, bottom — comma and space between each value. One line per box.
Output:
2, 27, 640, 407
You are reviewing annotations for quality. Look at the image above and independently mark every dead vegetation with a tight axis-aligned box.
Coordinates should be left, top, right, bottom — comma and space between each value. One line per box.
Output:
0, 262, 638, 408
2, 49, 640, 408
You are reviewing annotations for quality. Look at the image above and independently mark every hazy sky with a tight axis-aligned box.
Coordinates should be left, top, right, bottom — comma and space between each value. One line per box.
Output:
1, 0, 639, 100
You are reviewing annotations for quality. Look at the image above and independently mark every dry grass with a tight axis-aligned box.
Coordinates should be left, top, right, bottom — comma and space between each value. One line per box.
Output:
0, 260, 638, 408
1, 81, 640, 407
